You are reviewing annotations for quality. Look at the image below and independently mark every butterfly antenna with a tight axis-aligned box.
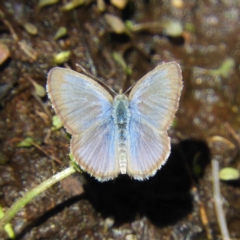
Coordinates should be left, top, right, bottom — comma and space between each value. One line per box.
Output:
76, 63, 117, 96
124, 84, 134, 95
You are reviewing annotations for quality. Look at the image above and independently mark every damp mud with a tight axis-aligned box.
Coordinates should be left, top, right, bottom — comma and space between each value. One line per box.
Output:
0, 1, 240, 239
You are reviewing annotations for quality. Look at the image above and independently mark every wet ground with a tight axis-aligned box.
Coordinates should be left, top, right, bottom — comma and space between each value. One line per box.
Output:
0, 0, 240, 239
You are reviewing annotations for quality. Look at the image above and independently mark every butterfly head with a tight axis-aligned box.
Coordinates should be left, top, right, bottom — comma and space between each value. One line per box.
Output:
112, 94, 130, 126
113, 94, 128, 104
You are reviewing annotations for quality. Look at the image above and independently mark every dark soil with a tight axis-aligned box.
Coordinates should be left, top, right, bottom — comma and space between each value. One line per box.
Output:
0, 0, 240, 239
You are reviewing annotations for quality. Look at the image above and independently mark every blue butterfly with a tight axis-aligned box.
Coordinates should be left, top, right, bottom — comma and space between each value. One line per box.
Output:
47, 62, 183, 181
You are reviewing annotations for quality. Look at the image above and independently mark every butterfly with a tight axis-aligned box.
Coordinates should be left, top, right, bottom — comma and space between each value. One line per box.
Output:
47, 61, 183, 181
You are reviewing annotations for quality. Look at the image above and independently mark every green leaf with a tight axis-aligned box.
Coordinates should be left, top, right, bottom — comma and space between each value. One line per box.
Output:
69, 152, 74, 161
105, 14, 127, 34
162, 20, 183, 37
184, 23, 195, 33
112, 52, 132, 75
69, 154, 83, 172
51, 115, 63, 131
219, 167, 240, 181
0, 206, 16, 239
208, 58, 235, 77
38, 0, 59, 8
54, 27, 68, 40
61, 0, 85, 11
23, 23, 38, 35
32, 80, 46, 97
53, 51, 71, 65
17, 137, 34, 147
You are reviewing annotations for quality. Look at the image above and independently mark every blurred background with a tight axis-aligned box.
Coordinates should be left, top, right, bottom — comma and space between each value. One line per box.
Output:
0, 0, 240, 239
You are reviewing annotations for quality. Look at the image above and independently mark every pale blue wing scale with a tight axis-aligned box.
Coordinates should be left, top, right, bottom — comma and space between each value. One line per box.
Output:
71, 120, 119, 181
127, 62, 182, 179
129, 62, 182, 130
47, 67, 113, 134
47, 67, 119, 181
127, 119, 170, 179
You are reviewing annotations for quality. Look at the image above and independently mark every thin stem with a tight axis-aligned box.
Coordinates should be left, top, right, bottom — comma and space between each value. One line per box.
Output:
0, 166, 76, 229
212, 158, 230, 240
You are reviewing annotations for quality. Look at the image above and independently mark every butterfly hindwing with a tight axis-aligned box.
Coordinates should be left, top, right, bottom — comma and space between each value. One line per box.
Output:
127, 118, 170, 179
71, 120, 119, 181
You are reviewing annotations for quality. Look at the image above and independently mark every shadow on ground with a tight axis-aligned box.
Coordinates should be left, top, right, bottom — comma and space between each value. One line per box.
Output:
83, 139, 210, 226
16, 139, 210, 239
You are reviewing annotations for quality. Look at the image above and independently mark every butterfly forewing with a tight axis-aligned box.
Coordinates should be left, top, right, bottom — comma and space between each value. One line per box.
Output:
47, 67, 113, 134
47, 67, 119, 180
129, 62, 182, 130
127, 62, 182, 179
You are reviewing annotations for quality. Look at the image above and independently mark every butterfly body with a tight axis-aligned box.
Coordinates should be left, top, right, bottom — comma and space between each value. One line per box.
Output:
47, 62, 183, 181
112, 94, 130, 174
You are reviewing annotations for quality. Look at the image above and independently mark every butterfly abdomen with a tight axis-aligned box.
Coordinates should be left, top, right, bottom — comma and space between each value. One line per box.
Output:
112, 94, 130, 174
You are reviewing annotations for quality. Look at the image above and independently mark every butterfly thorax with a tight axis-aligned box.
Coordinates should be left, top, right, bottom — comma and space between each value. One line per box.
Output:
112, 94, 130, 174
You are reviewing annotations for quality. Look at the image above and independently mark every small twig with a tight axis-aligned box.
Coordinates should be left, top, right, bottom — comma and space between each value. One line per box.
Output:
191, 186, 213, 240
199, 200, 213, 240
224, 122, 240, 146
101, 49, 117, 79
212, 158, 231, 240
0, 10, 19, 41
0, 166, 76, 230
207, 136, 235, 149
31, 91, 52, 119
31, 141, 63, 165
18, 41, 38, 62
8, 137, 63, 165
131, 21, 164, 32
